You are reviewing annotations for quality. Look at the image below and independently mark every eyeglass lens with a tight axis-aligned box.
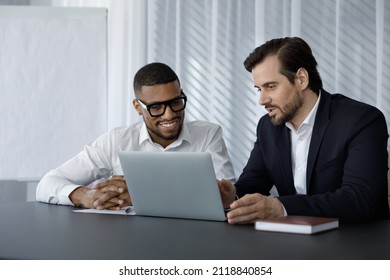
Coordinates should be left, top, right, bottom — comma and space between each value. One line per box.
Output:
148, 97, 186, 116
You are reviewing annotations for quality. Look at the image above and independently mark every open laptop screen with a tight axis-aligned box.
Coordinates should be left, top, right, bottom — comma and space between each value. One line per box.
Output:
118, 151, 226, 221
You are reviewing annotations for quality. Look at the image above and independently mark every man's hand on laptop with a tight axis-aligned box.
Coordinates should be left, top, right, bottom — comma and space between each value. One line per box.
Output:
217, 179, 285, 224
226, 194, 284, 224
217, 179, 237, 209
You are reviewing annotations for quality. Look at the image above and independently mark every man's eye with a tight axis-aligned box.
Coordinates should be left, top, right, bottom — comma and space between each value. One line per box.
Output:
171, 99, 181, 105
150, 104, 163, 110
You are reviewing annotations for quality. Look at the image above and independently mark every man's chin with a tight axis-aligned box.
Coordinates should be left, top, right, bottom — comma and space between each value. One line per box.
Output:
159, 132, 180, 141
271, 117, 282, 126
153, 128, 181, 141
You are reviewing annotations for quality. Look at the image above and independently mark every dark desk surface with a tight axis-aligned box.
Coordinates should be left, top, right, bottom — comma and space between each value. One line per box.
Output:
0, 202, 389, 260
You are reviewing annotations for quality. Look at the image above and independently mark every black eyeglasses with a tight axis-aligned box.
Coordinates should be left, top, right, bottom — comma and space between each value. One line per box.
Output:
137, 91, 187, 117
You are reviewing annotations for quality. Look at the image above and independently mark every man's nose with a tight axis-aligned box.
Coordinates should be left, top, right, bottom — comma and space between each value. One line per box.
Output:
259, 91, 270, 106
162, 105, 176, 118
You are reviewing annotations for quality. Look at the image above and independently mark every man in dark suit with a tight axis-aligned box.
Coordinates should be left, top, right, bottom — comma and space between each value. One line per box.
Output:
218, 37, 389, 224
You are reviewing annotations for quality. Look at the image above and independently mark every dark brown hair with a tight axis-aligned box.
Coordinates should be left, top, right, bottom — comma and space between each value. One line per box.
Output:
244, 37, 322, 94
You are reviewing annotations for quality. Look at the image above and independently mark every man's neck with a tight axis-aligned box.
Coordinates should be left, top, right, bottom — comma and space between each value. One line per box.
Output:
290, 90, 319, 130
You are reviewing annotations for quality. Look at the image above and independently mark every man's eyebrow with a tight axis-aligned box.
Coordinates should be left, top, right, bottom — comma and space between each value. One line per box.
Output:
263, 81, 278, 87
254, 81, 278, 89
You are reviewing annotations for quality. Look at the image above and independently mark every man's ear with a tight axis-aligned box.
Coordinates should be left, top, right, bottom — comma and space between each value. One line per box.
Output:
296, 68, 309, 90
132, 99, 142, 115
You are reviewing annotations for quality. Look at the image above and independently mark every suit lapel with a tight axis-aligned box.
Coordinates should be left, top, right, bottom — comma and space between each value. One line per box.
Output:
306, 91, 331, 190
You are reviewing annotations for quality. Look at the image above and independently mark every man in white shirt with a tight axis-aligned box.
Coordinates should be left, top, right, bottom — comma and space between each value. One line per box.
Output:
36, 62, 235, 210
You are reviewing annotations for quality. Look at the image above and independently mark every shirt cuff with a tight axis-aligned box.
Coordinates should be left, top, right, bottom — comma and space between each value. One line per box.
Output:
58, 184, 82, 206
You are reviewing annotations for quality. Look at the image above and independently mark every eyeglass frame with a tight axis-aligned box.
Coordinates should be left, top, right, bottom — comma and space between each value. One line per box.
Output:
137, 90, 187, 117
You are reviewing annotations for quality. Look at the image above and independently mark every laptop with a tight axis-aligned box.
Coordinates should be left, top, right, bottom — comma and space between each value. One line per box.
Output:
118, 151, 227, 221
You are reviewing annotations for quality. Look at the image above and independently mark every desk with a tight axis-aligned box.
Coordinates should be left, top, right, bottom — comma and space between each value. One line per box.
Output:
0, 202, 389, 260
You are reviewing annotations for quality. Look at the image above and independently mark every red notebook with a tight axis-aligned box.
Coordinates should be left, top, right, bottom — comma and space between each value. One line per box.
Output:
255, 215, 339, 234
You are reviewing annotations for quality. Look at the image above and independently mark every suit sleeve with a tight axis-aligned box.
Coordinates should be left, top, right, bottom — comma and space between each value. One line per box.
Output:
235, 119, 275, 197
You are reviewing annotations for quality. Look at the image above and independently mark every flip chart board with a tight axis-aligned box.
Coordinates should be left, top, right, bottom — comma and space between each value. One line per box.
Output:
0, 6, 107, 179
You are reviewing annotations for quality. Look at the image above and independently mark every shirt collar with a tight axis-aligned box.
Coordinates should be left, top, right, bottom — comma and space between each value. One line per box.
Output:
139, 122, 150, 145
139, 121, 192, 148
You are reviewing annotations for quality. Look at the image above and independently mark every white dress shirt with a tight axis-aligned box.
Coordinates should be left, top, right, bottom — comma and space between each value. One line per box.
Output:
285, 93, 321, 194
36, 121, 236, 205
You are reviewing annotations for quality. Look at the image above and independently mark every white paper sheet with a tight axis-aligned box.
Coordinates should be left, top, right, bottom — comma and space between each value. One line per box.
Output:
73, 206, 136, 216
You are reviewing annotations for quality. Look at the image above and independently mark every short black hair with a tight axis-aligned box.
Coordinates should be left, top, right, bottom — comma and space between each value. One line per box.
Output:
133, 62, 180, 97
243, 37, 323, 94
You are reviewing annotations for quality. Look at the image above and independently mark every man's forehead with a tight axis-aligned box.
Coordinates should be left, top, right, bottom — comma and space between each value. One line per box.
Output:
139, 83, 181, 102
252, 57, 283, 85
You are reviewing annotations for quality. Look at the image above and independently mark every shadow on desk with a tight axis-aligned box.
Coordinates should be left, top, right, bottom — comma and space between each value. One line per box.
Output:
1, 202, 389, 260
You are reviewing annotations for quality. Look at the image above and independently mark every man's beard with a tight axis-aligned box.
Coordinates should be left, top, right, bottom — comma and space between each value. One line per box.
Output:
270, 92, 303, 126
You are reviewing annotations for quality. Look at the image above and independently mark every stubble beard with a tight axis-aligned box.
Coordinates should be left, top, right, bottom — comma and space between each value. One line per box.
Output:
145, 116, 183, 141
270, 93, 303, 126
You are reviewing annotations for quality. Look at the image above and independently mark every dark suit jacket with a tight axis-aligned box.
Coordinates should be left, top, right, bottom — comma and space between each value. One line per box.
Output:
235, 90, 389, 221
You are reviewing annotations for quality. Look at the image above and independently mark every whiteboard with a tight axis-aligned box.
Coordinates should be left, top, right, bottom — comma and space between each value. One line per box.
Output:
0, 6, 107, 179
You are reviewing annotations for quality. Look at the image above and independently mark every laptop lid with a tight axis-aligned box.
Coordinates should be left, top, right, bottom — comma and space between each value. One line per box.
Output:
118, 151, 226, 221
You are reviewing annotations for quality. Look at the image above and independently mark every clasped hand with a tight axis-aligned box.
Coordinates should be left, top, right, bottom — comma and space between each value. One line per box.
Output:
80, 176, 132, 210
